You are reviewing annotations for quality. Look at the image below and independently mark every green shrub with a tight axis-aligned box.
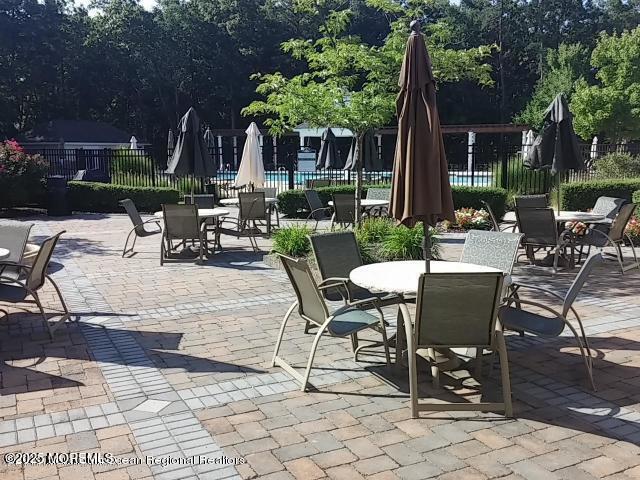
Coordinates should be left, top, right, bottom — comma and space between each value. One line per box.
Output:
354, 219, 440, 262
110, 149, 155, 175
278, 185, 508, 220
271, 225, 313, 257
0, 140, 48, 208
560, 179, 640, 210
594, 153, 640, 179
68, 181, 180, 213
633, 190, 640, 204
494, 156, 551, 196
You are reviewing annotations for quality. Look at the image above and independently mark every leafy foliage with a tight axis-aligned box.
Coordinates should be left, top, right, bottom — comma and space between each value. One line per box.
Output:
67, 181, 180, 213
594, 153, 640, 179
560, 179, 640, 211
272, 224, 313, 257
0, 140, 48, 208
381, 222, 440, 260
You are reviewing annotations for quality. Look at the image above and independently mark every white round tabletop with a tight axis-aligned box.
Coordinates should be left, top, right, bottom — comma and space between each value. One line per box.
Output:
350, 260, 504, 296
328, 199, 389, 207
0, 248, 9, 260
503, 210, 606, 223
220, 198, 278, 205
154, 208, 230, 218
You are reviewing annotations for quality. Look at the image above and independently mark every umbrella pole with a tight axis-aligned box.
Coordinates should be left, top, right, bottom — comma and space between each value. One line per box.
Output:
423, 223, 431, 273
556, 173, 560, 215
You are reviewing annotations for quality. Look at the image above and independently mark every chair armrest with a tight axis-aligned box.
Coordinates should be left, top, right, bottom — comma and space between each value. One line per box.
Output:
317, 277, 350, 291
508, 283, 565, 303
502, 297, 564, 321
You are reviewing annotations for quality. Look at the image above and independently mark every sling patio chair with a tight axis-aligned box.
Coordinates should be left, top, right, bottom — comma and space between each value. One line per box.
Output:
403, 271, 512, 418
576, 203, 638, 273
120, 199, 161, 257
304, 190, 332, 230
591, 196, 627, 225
160, 204, 206, 265
331, 193, 356, 230
184, 194, 217, 240
514, 194, 549, 209
217, 192, 268, 252
500, 253, 603, 390
480, 200, 516, 232
272, 254, 390, 391
365, 187, 391, 217
515, 207, 575, 273
255, 187, 281, 229
309, 231, 401, 358
0, 231, 71, 338
460, 230, 523, 275
0, 221, 34, 281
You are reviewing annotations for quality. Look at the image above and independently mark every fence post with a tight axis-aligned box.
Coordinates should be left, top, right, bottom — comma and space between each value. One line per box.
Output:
499, 135, 507, 190
288, 161, 295, 190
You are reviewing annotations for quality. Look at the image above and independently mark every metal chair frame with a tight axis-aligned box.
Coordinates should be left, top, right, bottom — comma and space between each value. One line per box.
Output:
119, 199, 161, 257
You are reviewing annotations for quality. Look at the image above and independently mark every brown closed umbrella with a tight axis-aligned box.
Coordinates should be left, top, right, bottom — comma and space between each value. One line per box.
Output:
390, 20, 455, 271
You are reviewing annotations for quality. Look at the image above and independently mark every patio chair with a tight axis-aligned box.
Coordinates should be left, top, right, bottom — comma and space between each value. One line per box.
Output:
184, 194, 217, 239
271, 254, 390, 391
576, 203, 638, 273
255, 187, 280, 228
0, 231, 71, 337
305, 179, 331, 189
0, 221, 34, 281
160, 204, 206, 265
515, 207, 574, 272
514, 194, 549, 209
480, 200, 515, 232
331, 193, 356, 230
365, 188, 390, 217
404, 272, 511, 418
500, 253, 603, 390
120, 199, 161, 257
309, 231, 400, 356
460, 230, 523, 274
591, 196, 627, 224
304, 190, 331, 230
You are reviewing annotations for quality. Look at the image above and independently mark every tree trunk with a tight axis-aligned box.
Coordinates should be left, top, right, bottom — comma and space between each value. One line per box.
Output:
355, 133, 364, 225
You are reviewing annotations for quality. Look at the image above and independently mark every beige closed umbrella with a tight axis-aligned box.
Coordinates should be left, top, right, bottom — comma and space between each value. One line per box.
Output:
390, 21, 455, 271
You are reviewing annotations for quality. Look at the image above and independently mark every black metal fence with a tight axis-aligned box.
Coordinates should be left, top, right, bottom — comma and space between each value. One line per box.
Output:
26, 139, 638, 197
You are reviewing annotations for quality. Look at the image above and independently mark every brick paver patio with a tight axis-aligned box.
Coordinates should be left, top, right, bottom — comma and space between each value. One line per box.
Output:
1, 212, 640, 480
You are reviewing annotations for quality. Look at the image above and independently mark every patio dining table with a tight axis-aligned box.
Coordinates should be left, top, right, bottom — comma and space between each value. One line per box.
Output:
154, 208, 230, 252
350, 260, 506, 370
328, 198, 389, 209
503, 210, 606, 224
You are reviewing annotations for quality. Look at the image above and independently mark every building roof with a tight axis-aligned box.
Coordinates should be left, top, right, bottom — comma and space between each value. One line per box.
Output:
23, 119, 134, 144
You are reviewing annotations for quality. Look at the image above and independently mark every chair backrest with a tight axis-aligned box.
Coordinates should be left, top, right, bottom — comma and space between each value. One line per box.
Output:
0, 221, 33, 263
592, 196, 627, 220
480, 200, 500, 231
304, 190, 325, 219
255, 187, 276, 199
514, 194, 549, 209
515, 207, 558, 246
279, 254, 329, 325
26, 231, 64, 292
309, 232, 363, 301
184, 194, 216, 209
366, 188, 391, 201
162, 204, 200, 240
332, 194, 356, 224
415, 272, 504, 348
562, 253, 603, 316
119, 199, 147, 235
305, 179, 330, 189
239, 192, 267, 220
608, 203, 636, 242
460, 230, 523, 274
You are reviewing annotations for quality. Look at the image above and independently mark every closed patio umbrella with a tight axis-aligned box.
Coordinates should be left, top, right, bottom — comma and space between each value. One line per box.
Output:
203, 127, 218, 170
235, 122, 265, 189
344, 130, 381, 171
167, 128, 175, 153
524, 94, 584, 212
317, 128, 341, 169
390, 21, 455, 271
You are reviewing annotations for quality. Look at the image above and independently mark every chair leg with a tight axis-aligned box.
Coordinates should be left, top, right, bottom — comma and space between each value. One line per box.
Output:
427, 348, 440, 388
563, 320, 596, 391
300, 320, 331, 392
614, 241, 625, 274
122, 228, 136, 257
474, 348, 483, 379
31, 292, 54, 339
399, 303, 418, 418
271, 301, 298, 367
377, 312, 391, 366
46, 275, 71, 323
160, 234, 165, 266
496, 330, 513, 417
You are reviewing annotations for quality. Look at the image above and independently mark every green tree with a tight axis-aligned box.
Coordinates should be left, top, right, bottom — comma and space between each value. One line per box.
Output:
571, 28, 640, 141
515, 43, 590, 128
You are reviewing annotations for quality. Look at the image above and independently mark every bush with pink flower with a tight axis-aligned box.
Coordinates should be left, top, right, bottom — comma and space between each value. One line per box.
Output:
0, 139, 48, 208
441, 207, 491, 231
626, 216, 640, 243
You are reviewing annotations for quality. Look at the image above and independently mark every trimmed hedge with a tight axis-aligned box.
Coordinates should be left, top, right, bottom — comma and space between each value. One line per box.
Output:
560, 179, 640, 211
68, 181, 180, 213
633, 190, 640, 204
277, 185, 508, 219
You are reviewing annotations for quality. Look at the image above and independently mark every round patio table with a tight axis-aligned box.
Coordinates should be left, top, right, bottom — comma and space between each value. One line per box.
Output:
503, 210, 605, 224
154, 208, 230, 219
350, 260, 505, 371
0, 248, 9, 260
219, 197, 278, 206
328, 199, 388, 208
